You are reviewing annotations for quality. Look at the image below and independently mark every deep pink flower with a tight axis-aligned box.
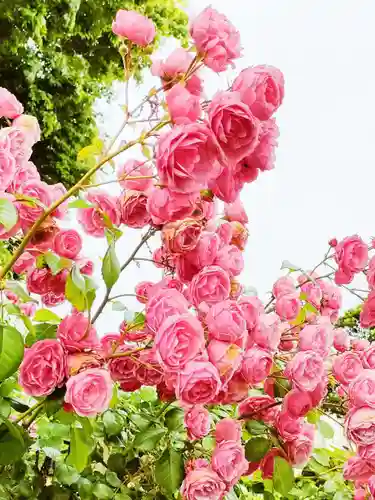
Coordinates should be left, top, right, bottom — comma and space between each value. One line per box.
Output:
215, 418, 242, 443
77, 190, 120, 237
166, 84, 201, 124
146, 288, 189, 336
206, 299, 246, 343
188, 265, 231, 308
119, 190, 151, 228
54, 229, 82, 259
349, 370, 375, 408
212, 441, 248, 484
147, 187, 198, 225
176, 359, 221, 404
286, 350, 324, 391
184, 405, 211, 440
334, 235, 368, 285
241, 347, 272, 385
57, 312, 99, 352
361, 291, 375, 328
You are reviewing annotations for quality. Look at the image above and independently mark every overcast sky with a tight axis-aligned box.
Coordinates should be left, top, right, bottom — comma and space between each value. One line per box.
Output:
74, 0, 375, 333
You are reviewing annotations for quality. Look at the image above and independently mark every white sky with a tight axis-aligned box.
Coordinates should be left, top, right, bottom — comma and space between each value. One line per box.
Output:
67, 0, 375, 334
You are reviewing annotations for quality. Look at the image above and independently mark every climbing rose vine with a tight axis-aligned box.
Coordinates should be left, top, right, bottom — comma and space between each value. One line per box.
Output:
0, 5, 374, 499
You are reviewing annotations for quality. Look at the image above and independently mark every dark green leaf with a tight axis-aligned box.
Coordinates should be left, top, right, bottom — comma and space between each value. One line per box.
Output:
102, 243, 120, 289
107, 453, 126, 474
103, 410, 123, 437
6, 280, 36, 303
5, 398, 29, 414
0, 325, 24, 382
56, 464, 80, 486
33, 308, 61, 323
106, 470, 121, 488
165, 408, 184, 431
0, 422, 28, 465
67, 425, 93, 472
273, 457, 294, 496
134, 427, 166, 451
155, 449, 183, 495
78, 478, 93, 498
93, 483, 113, 499
245, 437, 271, 462
0, 198, 17, 230
26, 323, 57, 347
246, 420, 268, 435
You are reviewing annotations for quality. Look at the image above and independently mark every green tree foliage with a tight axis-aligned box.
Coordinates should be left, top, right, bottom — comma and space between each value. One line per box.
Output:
0, 0, 188, 187
337, 305, 375, 341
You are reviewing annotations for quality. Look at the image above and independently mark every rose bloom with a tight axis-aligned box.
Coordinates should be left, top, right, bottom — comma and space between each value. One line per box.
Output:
112, 9, 155, 46
224, 198, 248, 224
283, 389, 313, 418
117, 159, 153, 192
1, 127, 31, 169
12, 251, 35, 275
181, 468, 226, 500
218, 370, 249, 405
166, 83, 201, 125
367, 256, 375, 290
358, 443, 375, 462
333, 328, 350, 352
343, 455, 375, 482
57, 312, 99, 352
162, 218, 202, 255
135, 348, 164, 386
0, 140, 16, 192
154, 313, 205, 371
147, 187, 198, 225
212, 440, 248, 484
188, 265, 231, 308
18, 180, 51, 229
332, 351, 363, 386
214, 244, 244, 277
77, 190, 120, 237
238, 296, 263, 331
260, 448, 287, 479
53, 229, 82, 259
349, 369, 375, 408
286, 434, 314, 466
0, 88, 23, 118
241, 347, 272, 385
215, 418, 242, 444
108, 345, 138, 383
298, 321, 334, 358
272, 276, 295, 298
151, 48, 202, 96
190, 7, 241, 73
285, 350, 324, 391
241, 118, 279, 175
42, 291, 65, 307
361, 291, 375, 328
119, 190, 151, 228
65, 368, 113, 417
275, 293, 301, 321
210, 162, 243, 203
334, 235, 368, 285
184, 405, 211, 441
253, 313, 282, 351
352, 339, 370, 352
300, 281, 323, 310
208, 91, 260, 163
156, 123, 221, 194
238, 395, 278, 423
185, 458, 210, 474
176, 359, 221, 404
206, 299, 246, 343
67, 352, 103, 376
346, 407, 375, 446
49, 182, 69, 220
232, 65, 285, 121
100, 333, 121, 357
19, 339, 66, 397
27, 267, 51, 295
134, 281, 153, 304
9, 160, 40, 192
276, 411, 303, 442
208, 340, 243, 382
186, 231, 221, 270
146, 288, 189, 335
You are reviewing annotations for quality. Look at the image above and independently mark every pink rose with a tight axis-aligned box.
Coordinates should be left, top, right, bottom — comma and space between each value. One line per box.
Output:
0, 143, 16, 191
135, 349, 163, 386
42, 292, 65, 307
319, 279, 342, 310
176, 359, 221, 404
0, 88, 23, 118
210, 162, 243, 203
207, 340, 242, 381
272, 276, 295, 298
219, 371, 249, 404
308, 379, 327, 406
108, 345, 138, 383
27, 267, 51, 295
67, 352, 103, 376
162, 219, 202, 255
65, 368, 113, 417
53, 229, 82, 259
181, 468, 226, 500
151, 48, 202, 96
208, 91, 259, 162
242, 119, 279, 173
346, 407, 375, 446
215, 418, 242, 443
286, 350, 324, 391
343, 456, 375, 482
20, 302, 36, 317
49, 183, 69, 220
300, 281, 323, 310
48, 269, 68, 295
333, 328, 350, 352
370, 475, 375, 497
334, 235, 368, 285
134, 281, 153, 303
367, 256, 375, 290
117, 159, 153, 192
1, 127, 31, 168
147, 188, 197, 225
79, 259, 94, 276
156, 123, 221, 193
57, 312, 99, 352
260, 448, 287, 479
206, 300, 246, 343
234, 157, 259, 185
19, 340, 66, 396
354, 487, 366, 500
19, 180, 51, 225
275, 293, 301, 321
298, 321, 334, 358
352, 338, 370, 351
232, 65, 285, 121
146, 288, 189, 335
166, 84, 201, 125
214, 244, 244, 277
12, 115, 40, 145
119, 190, 151, 228
155, 313, 205, 371
0, 193, 19, 239
185, 458, 210, 473
120, 379, 142, 392
349, 369, 375, 408
188, 265, 231, 308
252, 313, 282, 351
9, 161, 40, 192
186, 232, 221, 270
286, 434, 313, 466
112, 9, 155, 46
12, 251, 35, 275
238, 296, 263, 331
184, 405, 211, 440
283, 390, 313, 418
241, 347, 272, 385
224, 198, 248, 224
77, 190, 120, 237
190, 7, 241, 73
276, 411, 303, 441
361, 291, 375, 328
362, 345, 375, 369
358, 443, 375, 461
332, 352, 363, 386
212, 441, 248, 484
100, 334, 121, 357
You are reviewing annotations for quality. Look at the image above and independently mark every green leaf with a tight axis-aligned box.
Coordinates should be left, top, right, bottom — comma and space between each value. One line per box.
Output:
165, 408, 184, 431
141, 144, 152, 160
107, 453, 126, 474
0, 398, 11, 419
44, 252, 63, 275
68, 199, 93, 209
67, 425, 93, 473
0, 422, 28, 465
280, 260, 301, 272
105, 470, 121, 488
65, 270, 85, 311
103, 410, 123, 437
6, 280, 37, 303
0, 325, 24, 382
33, 308, 61, 323
202, 436, 215, 451
102, 243, 120, 289
78, 478, 93, 498
246, 420, 268, 435
72, 264, 86, 291
318, 420, 334, 439
129, 312, 146, 329
245, 437, 271, 462
56, 464, 80, 486
273, 457, 294, 496
93, 483, 113, 499
26, 323, 57, 347
313, 448, 331, 467
304, 302, 318, 314
155, 449, 183, 495
134, 427, 166, 451
0, 198, 17, 231
306, 409, 320, 425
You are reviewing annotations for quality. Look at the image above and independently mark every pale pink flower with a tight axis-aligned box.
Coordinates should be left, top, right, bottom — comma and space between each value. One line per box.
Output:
112, 9, 155, 46
212, 441, 248, 484
206, 299, 246, 344
54, 229, 82, 259
77, 190, 120, 237
166, 83, 201, 124
334, 235, 368, 285
286, 350, 324, 391
184, 405, 211, 440
224, 198, 248, 224
176, 359, 221, 404
181, 468, 226, 500
117, 159, 153, 192
0, 88, 23, 118
188, 265, 231, 308
332, 351, 363, 386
